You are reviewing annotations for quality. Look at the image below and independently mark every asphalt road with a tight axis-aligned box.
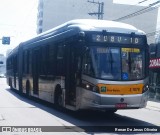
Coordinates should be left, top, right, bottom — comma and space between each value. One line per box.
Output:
0, 78, 160, 135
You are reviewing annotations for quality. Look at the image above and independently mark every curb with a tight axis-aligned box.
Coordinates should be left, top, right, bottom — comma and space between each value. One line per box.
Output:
146, 101, 160, 111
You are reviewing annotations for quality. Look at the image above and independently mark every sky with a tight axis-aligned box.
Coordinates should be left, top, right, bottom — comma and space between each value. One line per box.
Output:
114, 0, 158, 6
0, 0, 159, 56
0, 0, 38, 56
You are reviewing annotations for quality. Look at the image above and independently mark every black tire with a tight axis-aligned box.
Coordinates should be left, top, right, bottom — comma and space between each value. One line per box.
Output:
9, 78, 13, 90
57, 93, 63, 106
54, 87, 63, 109
26, 81, 30, 97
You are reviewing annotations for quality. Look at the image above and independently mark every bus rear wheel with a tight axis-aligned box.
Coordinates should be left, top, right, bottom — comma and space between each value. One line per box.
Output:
54, 87, 63, 108
26, 81, 30, 97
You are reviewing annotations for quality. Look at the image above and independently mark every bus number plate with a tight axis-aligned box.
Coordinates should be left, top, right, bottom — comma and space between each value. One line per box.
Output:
115, 103, 127, 108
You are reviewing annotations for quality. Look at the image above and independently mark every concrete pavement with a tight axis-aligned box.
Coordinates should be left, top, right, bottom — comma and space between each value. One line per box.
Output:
146, 100, 160, 111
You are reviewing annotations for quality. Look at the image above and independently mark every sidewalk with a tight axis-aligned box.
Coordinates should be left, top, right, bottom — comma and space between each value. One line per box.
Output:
146, 100, 160, 111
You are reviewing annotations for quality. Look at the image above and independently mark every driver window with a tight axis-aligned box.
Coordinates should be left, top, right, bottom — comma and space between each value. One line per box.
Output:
82, 51, 94, 76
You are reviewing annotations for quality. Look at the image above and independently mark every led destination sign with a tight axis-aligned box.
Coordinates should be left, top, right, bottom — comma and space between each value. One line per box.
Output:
92, 34, 145, 45
149, 58, 160, 68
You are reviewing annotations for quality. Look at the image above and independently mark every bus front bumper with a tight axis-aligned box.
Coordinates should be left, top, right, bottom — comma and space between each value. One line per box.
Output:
79, 90, 149, 110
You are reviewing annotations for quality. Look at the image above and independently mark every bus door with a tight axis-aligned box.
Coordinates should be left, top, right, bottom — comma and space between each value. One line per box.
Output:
13, 55, 17, 88
32, 49, 40, 95
65, 45, 80, 106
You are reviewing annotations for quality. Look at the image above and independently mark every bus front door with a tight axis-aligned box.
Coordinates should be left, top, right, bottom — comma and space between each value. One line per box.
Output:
65, 47, 80, 106
33, 49, 40, 95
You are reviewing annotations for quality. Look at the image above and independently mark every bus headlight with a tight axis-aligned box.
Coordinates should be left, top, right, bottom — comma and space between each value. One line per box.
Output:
83, 83, 100, 93
86, 84, 90, 89
143, 85, 149, 93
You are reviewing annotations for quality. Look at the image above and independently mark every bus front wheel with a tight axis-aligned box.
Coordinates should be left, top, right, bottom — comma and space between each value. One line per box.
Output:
54, 87, 63, 108
9, 78, 13, 90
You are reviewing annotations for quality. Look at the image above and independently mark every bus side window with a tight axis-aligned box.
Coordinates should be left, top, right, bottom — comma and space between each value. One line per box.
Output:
29, 50, 32, 74
56, 45, 65, 75
22, 51, 27, 74
48, 44, 56, 75
41, 45, 48, 76
57, 45, 64, 59
13, 55, 17, 73
22, 52, 25, 74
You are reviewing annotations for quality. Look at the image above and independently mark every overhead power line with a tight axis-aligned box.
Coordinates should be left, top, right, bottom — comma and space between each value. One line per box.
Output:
111, 0, 150, 20
138, 0, 148, 4
114, 0, 160, 21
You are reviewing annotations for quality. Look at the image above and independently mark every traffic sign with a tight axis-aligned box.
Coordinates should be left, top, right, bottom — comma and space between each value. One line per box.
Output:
2, 37, 10, 45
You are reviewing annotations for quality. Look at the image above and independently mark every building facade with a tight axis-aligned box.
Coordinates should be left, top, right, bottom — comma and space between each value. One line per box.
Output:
37, 0, 158, 44
149, 43, 160, 100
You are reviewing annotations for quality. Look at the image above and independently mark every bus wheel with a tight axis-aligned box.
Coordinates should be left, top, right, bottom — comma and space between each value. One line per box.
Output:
54, 87, 63, 108
26, 81, 30, 97
9, 78, 13, 90
58, 94, 63, 106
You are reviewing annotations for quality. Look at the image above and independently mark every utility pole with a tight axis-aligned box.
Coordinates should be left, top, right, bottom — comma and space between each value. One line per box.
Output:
88, 0, 104, 20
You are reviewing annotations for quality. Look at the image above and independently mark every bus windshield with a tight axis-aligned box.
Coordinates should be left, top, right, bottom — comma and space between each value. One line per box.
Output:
82, 46, 145, 81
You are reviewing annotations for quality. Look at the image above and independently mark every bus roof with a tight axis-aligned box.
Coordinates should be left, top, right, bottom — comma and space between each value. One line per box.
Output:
65, 19, 145, 35
37, 19, 145, 39
16, 19, 145, 50
7, 19, 146, 58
